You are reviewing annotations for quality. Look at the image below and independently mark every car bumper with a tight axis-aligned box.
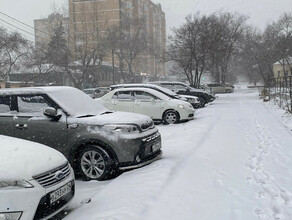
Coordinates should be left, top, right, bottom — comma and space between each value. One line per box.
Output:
179, 108, 195, 121
117, 129, 162, 167
119, 150, 163, 170
0, 168, 75, 220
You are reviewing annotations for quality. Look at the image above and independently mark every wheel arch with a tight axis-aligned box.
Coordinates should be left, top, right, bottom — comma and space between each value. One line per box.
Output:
68, 139, 119, 170
162, 109, 181, 121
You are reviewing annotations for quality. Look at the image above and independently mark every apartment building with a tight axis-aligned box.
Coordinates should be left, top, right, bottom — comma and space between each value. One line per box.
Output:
34, 13, 69, 47
34, 0, 166, 78
69, 0, 166, 75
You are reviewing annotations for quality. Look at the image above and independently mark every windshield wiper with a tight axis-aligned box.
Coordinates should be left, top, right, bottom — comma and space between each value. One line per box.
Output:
77, 114, 96, 118
101, 111, 114, 115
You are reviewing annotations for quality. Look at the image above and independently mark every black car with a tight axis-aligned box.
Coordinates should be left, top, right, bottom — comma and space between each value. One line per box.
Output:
149, 81, 216, 107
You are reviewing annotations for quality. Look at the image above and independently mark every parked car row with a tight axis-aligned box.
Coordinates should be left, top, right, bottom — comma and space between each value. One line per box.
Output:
0, 81, 229, 219
0, 86, 162, 219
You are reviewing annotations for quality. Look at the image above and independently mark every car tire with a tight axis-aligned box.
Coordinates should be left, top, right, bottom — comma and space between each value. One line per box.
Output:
198, 97, 206, 107
226, 89, 232, 93
163, 110, 179, 124
77, 145, 115, 181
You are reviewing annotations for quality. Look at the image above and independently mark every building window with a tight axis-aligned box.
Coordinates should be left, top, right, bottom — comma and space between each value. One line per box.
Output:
278, 71, 281, 77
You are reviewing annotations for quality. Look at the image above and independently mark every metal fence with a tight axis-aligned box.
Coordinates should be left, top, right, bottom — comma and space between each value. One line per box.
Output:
265, 76, 292, 113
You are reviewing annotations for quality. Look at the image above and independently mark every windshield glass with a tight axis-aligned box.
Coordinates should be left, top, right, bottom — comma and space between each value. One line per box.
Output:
83, 89, 94, 94
48, 87, 107, 117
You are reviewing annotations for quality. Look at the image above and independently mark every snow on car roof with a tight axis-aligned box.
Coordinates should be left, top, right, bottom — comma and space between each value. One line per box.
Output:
111, 83, 179, 96
0, 86, 107, 117
0, 135, 67, 180
0, 86, 74, 95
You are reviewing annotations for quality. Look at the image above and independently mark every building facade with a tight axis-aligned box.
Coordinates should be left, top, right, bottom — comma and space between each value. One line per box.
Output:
34, 13, 70, 47
68, 0, 166, 76
273, 57, 292, 78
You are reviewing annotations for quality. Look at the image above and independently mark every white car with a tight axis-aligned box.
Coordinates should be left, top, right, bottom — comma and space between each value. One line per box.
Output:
205, 83, 234, 94
0, 135, 75, 220
97, 88, 195, 124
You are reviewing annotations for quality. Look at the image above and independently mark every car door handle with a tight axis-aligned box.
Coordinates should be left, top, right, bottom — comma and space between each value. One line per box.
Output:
15, 124, 28, 130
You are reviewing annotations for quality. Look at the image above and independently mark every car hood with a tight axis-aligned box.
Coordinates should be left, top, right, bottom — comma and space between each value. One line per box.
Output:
70, 111, 154, 129
0, 135, 67, 181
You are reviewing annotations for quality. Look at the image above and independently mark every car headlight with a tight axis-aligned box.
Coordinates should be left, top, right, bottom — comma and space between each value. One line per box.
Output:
0, 180, 34, 190
104, 124, 140, 134
0, 212, 22, 220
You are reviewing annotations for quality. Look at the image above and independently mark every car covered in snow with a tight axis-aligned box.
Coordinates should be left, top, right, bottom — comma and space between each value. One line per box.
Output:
149, 81, 216, 107
0, 135, 75, 220
0, 87, 162, 181
97, 87, 195, 124
110, 83, 201, 108
205, 83, 234, 94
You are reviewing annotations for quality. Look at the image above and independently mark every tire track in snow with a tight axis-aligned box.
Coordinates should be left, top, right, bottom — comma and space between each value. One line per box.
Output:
243, 104, 292, 220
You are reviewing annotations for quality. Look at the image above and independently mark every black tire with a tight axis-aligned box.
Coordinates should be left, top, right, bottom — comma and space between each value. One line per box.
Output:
77, 145, 115, 181
226, 89, 231, 93
198, 97, 206, 108
163, 110, 179, 124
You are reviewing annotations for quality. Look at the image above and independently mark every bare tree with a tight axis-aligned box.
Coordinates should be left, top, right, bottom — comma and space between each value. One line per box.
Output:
0, 27, 29, 81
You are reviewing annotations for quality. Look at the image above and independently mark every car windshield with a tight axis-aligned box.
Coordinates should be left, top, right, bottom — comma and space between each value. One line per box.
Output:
48, 88, 107, 117
83, 89, 95, 94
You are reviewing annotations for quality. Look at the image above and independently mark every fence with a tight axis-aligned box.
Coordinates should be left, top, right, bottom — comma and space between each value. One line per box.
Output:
265, 76, 292, 113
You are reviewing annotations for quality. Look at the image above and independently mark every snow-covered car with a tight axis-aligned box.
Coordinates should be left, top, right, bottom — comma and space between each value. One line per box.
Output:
205, 83, 234, 94
83, 88, 106, 99
150, 81, 216, 107
0, 135, 75, 220
0, 87, 162, 181
110, 83, 201, 108
97, 87, 195, 124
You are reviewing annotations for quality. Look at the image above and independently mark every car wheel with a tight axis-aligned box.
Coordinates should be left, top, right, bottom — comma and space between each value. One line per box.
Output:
77, 145, 115, 181
198, 97, 206, 107
163, 110, 179, 124
226, 89, 231, 93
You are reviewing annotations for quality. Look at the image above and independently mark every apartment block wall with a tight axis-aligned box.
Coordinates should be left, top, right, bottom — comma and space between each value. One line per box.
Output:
35, 0, 166, 77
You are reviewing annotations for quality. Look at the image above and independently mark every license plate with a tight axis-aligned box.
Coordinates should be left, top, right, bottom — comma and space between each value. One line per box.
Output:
152, 142, 161, 152
50, 182, 72, 204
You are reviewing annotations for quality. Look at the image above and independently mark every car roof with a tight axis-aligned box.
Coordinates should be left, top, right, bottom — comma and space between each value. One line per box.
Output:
0, 86, 76, 95
149, 81, 189, 86
111, 87, 171, 100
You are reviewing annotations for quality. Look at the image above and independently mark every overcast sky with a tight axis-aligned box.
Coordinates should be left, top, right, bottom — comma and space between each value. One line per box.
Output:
0, 0, 291, 41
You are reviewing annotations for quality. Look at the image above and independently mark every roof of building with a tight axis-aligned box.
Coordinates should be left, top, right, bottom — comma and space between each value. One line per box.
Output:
274, 57, 292, 65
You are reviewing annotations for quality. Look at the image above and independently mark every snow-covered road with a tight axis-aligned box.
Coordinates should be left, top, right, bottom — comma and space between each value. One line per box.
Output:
63, 87, 292, 220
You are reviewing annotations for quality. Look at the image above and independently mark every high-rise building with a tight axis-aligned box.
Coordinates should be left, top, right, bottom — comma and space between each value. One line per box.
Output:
35, 0, 166, 77
69, 0, 166, 76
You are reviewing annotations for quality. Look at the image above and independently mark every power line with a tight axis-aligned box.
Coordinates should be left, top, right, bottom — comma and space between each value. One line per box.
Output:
0, 11, 51, 37
0, 18, 36, 38
0, 21, 35, 42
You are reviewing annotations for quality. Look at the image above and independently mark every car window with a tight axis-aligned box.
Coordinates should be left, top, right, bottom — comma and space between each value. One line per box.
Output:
134, 91, 157, 101
0, 96, 12, 114
17, 95, 53, 116
112, 91, 132, 100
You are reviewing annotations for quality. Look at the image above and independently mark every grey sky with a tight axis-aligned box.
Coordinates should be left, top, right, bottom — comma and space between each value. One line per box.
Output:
0, 0, 291, 41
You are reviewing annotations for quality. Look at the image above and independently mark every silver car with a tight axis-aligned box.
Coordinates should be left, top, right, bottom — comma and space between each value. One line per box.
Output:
0, 87, 162, 181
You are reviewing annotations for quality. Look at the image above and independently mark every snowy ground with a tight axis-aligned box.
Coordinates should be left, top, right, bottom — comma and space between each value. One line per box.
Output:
61, 87, 292, 220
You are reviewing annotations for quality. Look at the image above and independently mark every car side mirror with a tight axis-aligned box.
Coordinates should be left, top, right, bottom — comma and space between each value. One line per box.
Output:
43, 107, 61, 120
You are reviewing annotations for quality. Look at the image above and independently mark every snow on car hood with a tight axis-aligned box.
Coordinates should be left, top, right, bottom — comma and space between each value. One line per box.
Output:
0, 135, 67, 180
70, 111, 153, 127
